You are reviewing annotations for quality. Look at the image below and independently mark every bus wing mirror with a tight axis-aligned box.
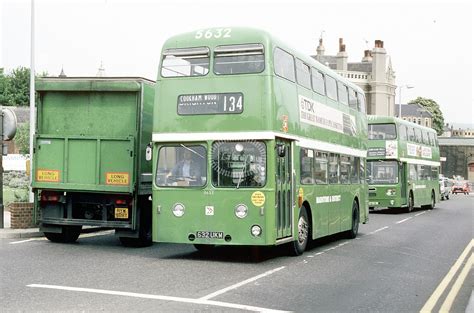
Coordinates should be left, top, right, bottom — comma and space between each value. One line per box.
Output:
145, 143, 152, 161
276, 144, 285, 157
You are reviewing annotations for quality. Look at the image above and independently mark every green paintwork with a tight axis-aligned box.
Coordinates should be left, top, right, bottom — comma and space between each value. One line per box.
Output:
152, 27, 368, 247
32, 77, 155, 228
367, 115, 440, 209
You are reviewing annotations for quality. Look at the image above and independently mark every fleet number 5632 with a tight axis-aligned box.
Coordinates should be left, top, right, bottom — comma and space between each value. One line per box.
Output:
195, 28, 232, 39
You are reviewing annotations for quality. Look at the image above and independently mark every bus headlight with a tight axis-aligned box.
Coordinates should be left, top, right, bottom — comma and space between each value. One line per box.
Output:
172, 203, 185, 217
235, 204, 248, 219
386, 189, 396, 196
251, 225, 262, 237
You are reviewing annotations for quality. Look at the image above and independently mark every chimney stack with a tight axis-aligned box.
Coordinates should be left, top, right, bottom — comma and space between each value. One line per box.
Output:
336, 38, 348, 71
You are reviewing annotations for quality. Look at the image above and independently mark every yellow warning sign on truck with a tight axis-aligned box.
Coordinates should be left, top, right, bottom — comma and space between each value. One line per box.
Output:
36, 169, 60, 182
106, 172, 129, 185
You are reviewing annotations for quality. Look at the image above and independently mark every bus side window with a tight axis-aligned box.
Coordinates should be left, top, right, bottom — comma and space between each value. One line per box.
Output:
300, 148, 314, 184
399, 125, 407, 141
311, 68, 325, 95
409, 164, 417, 180
325, 76, 338, 102
415, 128, 422, 143
339, 155, 351, 184
274, 48, 295, 82
348, 88, 358, 110
295, 59, 311, 89
422, 130, 429, 145
314, 151, 328, 184
328, 153, 339, 184
337, 82, 349, 106
350, 156, 359, 184
357, 92, 366, 113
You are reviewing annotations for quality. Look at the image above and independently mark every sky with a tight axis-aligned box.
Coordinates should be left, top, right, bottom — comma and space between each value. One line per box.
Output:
1, 0, 473, 126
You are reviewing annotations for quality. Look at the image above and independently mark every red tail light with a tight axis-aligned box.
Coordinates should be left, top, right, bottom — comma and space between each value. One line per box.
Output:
41, 191, 60, 202
115, 199, 127, 205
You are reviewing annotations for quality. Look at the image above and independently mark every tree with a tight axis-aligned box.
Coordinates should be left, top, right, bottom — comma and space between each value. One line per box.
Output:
0, 67, 48, 106
5, 67, 30, 106
408, 97, 445, 136
0, 68, 8, 105
15, 123, 30, 155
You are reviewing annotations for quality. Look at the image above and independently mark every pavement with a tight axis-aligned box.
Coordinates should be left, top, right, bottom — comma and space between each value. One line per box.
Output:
0, 210, 104, 239
0, 210, 43, 239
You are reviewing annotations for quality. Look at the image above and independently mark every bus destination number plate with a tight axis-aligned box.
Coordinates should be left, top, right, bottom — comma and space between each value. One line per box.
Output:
114, 207, 129, 219
196, 231, 224, 239
178, 93, 243, 115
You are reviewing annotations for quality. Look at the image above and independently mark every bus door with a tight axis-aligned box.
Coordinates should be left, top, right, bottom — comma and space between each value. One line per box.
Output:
400, 162, 407, 201
275, 139, 293, 239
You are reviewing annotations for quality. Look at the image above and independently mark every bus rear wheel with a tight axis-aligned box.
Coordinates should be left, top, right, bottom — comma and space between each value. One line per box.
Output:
289, 207, 310, 256
44, 225, 82, 243
346, 201, 359, 239
423, 191, 436, 210
406, 192, 414, 213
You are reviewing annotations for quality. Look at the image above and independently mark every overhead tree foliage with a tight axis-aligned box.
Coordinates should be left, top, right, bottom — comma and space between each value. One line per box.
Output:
0, 67, 48, 106
408, 97, 445, 136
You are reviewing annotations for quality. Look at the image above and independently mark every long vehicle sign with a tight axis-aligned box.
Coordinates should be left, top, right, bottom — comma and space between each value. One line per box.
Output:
178, 92, 243, 115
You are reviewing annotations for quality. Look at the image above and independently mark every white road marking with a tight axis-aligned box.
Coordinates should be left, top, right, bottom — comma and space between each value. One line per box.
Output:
199, 266, 286, 300
367, 226, 389, 235
420, 239, 473, 313
9, 230, 114, 245
439, 253, 474, 312
27, 284, 289, 313
10, 238, 44, 245
396, 217, 413, 224
415, 211, 427, 217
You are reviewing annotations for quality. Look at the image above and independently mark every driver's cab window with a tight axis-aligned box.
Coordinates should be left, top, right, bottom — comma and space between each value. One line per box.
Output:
156, 145, 207, 187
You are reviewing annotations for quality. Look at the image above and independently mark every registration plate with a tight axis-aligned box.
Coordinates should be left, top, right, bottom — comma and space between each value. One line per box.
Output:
196, 231, 224, 239
114, 207, 129, 219
368, 201, 379, 206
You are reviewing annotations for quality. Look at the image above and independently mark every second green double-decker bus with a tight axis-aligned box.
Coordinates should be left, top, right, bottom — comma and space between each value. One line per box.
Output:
152, 27, 369, 255
367, 116, 440, 212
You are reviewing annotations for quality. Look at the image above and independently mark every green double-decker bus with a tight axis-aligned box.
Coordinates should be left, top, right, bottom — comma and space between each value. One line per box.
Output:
367, 116, 440, 212
152, 27, 369, 255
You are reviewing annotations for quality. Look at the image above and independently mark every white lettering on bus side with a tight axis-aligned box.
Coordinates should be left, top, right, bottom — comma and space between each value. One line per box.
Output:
316, 195, 341, 203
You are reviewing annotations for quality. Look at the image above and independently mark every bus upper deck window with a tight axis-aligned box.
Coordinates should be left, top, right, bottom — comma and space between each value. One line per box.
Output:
161, 47, 210, 77
214, 44, 265, 75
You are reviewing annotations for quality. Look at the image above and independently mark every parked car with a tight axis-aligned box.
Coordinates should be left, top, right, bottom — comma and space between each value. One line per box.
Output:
463, 182, 471, 194
452, 181, 469, 195
439, 178, 450, 200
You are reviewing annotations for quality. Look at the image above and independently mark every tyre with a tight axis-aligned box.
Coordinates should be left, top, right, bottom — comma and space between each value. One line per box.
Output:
119, 204, 152, 248
429, 191, 436, 210
289, 207, 310, 256
346, 201, 360, 239
44, 225, 82, 243
406, 192, 414, 213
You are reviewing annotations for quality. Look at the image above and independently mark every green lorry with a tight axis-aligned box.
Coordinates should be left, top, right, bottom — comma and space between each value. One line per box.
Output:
33, 77, 154, 246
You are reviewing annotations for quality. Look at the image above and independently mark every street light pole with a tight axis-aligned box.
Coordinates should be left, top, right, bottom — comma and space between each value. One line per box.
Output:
398, 84, 414, 118
29, 0, 35, 202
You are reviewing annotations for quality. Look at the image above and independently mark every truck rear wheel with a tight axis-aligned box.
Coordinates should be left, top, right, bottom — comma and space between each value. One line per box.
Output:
44, 225, 82, 243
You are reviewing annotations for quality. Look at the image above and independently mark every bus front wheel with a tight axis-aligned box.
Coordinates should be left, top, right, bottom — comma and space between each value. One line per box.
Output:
289, 208, 310, 256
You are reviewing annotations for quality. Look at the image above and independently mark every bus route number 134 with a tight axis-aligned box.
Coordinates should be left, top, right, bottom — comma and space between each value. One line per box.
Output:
195, 28, 232, 39
223, 94, 242, 112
